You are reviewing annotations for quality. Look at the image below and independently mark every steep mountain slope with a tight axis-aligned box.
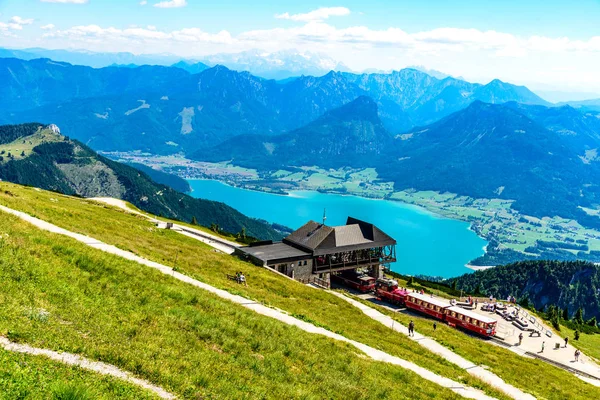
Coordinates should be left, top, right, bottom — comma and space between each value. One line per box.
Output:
452, 260, 600, 320
0, 58, 191, 113
276, 71, 367, 129
343, 70, 549, 132
0, 123, 284, 240
383, 101, 600, 226
200, 96, 394, 169
503, 102, 600, 153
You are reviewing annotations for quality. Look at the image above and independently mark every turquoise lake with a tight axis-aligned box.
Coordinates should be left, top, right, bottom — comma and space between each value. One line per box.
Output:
188, 179, 487, 278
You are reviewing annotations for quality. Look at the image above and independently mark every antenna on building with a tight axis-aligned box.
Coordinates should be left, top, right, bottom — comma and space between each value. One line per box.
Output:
322, 208, 327, 225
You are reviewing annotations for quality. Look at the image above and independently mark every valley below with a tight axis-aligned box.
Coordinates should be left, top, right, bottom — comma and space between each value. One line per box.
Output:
104, 152, 600, 272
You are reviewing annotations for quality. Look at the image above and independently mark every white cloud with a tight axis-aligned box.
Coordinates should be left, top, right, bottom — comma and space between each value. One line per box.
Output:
45, 24, 232, 44
40, 24, 56, 30
0, 16, 34, 32
240, 22, 600, 57
153, 0, 187, 8
40, 0, 89, 3
275, 7, 350, 22
10, 16, 34, 25
140, 0, 148, 5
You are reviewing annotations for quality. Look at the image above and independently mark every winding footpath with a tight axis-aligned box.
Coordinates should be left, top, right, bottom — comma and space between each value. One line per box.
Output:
0, 204, 495, 400
90, 197, 239, 254
328, 291, 536, 400
0, 336, 175, 399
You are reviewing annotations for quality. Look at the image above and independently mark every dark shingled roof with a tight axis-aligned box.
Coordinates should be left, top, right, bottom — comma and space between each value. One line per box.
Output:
240, 242, 310, 264
283, 217, 396, 255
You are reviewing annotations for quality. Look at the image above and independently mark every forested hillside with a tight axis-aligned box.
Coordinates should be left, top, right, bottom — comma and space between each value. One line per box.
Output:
452, 260, 600, 320
125, 162, 191, 193
201, 96, 394, 169
0, 123, 284, 240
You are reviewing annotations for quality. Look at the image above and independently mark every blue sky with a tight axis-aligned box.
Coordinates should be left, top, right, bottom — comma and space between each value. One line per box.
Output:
1, 0, 600, 93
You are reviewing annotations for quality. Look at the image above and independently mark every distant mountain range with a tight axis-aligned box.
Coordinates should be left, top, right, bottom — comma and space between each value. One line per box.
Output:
0, 57, 551, 155
0, 47, 187, 69
0, 47, 349, 79
0, 123, 285, 240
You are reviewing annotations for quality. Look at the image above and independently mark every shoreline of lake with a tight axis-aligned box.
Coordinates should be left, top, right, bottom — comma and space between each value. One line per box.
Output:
187, 178, 488, 278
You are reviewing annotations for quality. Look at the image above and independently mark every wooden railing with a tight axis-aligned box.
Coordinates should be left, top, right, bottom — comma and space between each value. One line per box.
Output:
313, 257, 395, 272
312, 277, 330, 289
296, 277, 330, 289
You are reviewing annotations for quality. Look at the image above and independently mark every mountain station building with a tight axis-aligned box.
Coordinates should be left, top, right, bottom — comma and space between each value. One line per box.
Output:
234, 217, 397, 286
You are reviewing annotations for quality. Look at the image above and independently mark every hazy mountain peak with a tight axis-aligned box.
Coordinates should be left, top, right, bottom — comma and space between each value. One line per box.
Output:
322, 96, 380, 124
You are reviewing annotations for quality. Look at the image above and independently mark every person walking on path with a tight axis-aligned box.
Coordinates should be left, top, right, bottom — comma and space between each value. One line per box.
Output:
433, 322, 437, 332
574, 349, 580, 362
564, 337, 569, 348
540, 341, 545, 353
408, 320, 415, 337
518, 332, 523, 346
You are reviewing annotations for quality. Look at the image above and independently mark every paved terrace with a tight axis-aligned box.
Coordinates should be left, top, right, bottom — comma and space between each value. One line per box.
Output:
352, 290, 600, 386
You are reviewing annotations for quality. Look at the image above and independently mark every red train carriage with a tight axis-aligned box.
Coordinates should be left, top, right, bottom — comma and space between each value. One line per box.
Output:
331, 271, 376, 293
405, 292, 451, 320
445, 306, 497, 337
375, 278, 408, 305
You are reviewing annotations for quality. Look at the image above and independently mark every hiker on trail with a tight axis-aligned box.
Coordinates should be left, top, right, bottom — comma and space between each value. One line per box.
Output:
433, 322, 437, 332
518, 333, 523, 346
564, 337, 569, 348
574, 349, 580, 362
541, 341, 545, 353
408, 320, 415, 337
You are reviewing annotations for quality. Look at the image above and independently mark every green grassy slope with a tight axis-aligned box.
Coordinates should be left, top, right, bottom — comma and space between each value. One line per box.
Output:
1, 182, 599, 399
0, 208, 461, 400
0, 349, 158, 400
0, 182, 505, 398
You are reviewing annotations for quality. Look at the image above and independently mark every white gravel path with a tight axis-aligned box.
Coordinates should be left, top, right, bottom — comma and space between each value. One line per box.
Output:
89, 197, 239, 254
328, 291, 536, 400
0, 204, 496, 400
0, 337, 175, 399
